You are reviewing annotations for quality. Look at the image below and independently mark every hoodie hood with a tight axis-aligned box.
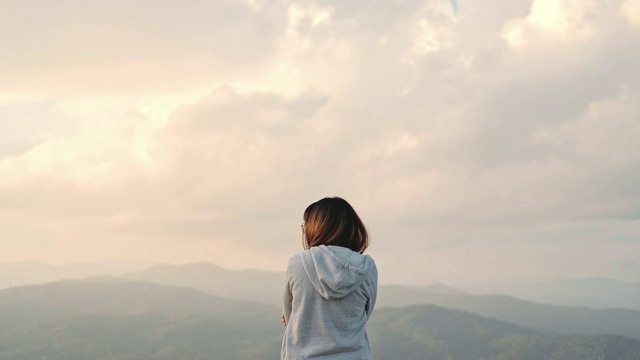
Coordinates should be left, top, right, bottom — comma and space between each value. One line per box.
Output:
300, 245, 373, 300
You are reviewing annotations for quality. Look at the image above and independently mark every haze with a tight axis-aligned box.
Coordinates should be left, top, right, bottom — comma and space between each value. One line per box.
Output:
1, 0, 639, 286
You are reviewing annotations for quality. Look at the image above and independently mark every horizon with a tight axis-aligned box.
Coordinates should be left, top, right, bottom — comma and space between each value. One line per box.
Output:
1, 0, 640, 285
2, 257, 640, 287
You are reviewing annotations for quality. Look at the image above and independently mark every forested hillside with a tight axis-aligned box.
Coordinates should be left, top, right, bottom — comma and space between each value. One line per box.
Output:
1, 279, 639, 360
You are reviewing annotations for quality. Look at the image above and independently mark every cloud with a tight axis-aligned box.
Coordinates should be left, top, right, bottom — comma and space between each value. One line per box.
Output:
502, 0, 598, 48
0, 0, 287, 98
621, 0, 640, 27
1, 0, 639, 282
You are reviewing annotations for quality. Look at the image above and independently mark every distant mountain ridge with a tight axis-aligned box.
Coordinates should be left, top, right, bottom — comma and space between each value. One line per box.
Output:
0, 259, 153, 290
1, 279, 640, 360
378, 284, 640, 339
122, 261, 640, 310
119, 263, 640, 340
419, 283, 468, 295
371, 305, 640, 360
122, 262, 286, 304
4, 260, 640, 342
5, 260, 638, 311
460, 277, 640, 311
0, 279, 282, 360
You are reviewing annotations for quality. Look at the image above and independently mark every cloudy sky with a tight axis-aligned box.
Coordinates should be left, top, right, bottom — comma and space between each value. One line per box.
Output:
1, 0, 639, 285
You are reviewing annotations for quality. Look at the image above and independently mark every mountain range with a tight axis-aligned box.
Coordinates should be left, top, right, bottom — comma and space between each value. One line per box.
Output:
4, 260, 638, 311
2, 260, 640, 358
120, 262, 640, 340
0, 259, 152, 290
458, 278, 640, 310
1, 278, 640, 360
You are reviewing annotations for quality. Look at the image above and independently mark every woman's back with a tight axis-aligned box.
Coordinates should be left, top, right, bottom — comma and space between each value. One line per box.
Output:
282, 244, 377, 360
282, 197, 378, 359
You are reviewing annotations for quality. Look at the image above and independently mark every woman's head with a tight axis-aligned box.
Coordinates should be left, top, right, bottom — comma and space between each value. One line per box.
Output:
302, 197, 369, 253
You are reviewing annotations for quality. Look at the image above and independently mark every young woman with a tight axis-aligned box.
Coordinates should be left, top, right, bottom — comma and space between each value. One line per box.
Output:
281, 197, 378, 360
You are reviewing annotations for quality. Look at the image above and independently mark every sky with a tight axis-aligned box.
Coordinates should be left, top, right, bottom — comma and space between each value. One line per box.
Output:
1, 0, 640, 285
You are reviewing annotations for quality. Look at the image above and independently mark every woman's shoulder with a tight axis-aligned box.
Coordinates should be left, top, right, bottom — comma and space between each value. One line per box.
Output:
286, 251, 305, 272
286, 252, 312, 284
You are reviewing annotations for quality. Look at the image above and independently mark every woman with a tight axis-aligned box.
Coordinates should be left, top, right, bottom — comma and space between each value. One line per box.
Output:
281, 197, 378, 360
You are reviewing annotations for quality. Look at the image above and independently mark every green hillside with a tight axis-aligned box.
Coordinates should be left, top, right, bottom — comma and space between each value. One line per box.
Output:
377, 284, 640, 339
370, 306, 640, 360
120, 263, 640, 340
0, 277, 274, 337
1, 280, 639, 360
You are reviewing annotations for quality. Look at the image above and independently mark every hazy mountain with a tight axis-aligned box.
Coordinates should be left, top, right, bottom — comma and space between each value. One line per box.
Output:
459, 277, 640, 311
122, 262, 285, 304
376, 284, 640, 340
1, 280, 639, 360
0, 276, 275, 337
0, 259, 154, 290
418, 283, 468, 295
369, 304, 542, 359
0, 279, 282, 360
122, 263, 469, 305
11, 259, 636, 313
119, 262, 640, 340
0, 311, 281, 360
370, 306, 640, 360
122, 263, 467, 303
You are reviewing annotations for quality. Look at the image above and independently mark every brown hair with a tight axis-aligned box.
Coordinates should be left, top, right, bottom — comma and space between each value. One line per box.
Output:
302, 197, 369, 253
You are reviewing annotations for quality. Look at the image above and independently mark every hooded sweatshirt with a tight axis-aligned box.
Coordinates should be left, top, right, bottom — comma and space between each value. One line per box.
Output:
281, 245, 378, 360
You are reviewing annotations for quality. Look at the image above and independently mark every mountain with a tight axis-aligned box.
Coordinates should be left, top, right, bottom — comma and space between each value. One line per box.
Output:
0, 279, 282, 360
121, 263, 468, 306
376, 284, 640, 340
370, 306, 640, 360
459, 277, 640, 311
0, 276, 275, 337
0, 259, 153, 290
0, 312, 282, 360
120, 262, 640, 340
6, 260, 639, 312
122, 262, 285, 304
1, 280, 639, 360
419, 283, 468, 295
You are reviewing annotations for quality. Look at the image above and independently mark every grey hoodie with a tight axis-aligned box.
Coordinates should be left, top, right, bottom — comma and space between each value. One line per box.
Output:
281, 245, 378, 360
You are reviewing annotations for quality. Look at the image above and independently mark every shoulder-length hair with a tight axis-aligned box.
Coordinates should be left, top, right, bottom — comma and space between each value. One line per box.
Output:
302, 197, 369, 253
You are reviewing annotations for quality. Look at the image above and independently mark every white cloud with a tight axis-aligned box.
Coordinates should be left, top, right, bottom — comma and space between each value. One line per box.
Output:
0, 0, 287, 98
0, 108, 158, 187
1, 0, 639, 282
503, 0, 598, 48
622, 0, 640, 27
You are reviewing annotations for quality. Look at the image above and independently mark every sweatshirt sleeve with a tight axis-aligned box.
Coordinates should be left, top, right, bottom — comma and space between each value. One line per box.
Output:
282, 260, 293, 325
365, 264, 378, 320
